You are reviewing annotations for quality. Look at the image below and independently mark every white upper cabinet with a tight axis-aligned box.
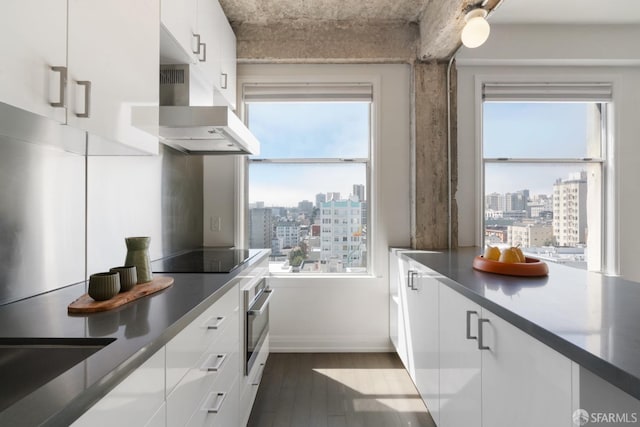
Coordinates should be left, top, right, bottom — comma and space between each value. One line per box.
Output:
211, 0, 237, 109
0, 0, 67, 123
67, 0, 159, 154
161, 0, 237, 109
0, 0, 159, 154
160, 0, 198, 64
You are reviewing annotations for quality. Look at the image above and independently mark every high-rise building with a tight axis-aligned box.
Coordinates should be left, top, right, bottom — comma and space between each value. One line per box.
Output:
249, 208, 273, 249
553, 172, 587, 247
276, 221, 300, 250
352, 184, 365, 202
319, 199, 364, 270
486, 192, 504, 211
315, 193, 326, 208
298, 200, 314, 216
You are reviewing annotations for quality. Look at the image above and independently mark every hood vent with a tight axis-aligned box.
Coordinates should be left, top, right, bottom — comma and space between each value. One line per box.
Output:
133, 64, 260, 155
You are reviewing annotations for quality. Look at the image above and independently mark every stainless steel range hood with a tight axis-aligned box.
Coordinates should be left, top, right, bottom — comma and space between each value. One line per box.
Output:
133, 64, 260, 155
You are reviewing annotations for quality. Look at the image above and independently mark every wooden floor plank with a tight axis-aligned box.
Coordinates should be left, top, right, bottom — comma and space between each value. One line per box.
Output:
247, 352, 435, 427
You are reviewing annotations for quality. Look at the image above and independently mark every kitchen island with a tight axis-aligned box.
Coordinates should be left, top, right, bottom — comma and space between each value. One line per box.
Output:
0, 249, 269, 427
391, 247, 640, 426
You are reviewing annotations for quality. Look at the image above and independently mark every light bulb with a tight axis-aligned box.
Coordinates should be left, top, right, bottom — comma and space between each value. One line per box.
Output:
461, 9, 490, 48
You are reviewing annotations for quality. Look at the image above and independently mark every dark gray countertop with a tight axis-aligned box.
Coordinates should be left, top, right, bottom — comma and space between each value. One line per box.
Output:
400, 247, 640, 400
0, 249, 269, 427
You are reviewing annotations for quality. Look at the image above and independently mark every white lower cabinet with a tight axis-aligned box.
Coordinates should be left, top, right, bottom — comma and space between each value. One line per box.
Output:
480, 309, 572, 427
439, 286, 572, 427
389, 249, 411, 371
71, 346, 166, 427
391, 252, 574, 427
438, 285, 482, 427
406, 261, 440, 425
166, 283, 240, 426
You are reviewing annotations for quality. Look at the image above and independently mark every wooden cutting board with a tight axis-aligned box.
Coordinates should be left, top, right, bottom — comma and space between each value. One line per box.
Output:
68, 276, 174, 314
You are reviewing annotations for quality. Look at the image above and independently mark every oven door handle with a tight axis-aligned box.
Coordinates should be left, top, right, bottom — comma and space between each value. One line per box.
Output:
247, 289, 273, 316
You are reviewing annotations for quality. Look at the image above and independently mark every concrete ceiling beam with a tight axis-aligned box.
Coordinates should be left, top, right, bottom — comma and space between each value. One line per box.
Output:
234, 20, 419, 64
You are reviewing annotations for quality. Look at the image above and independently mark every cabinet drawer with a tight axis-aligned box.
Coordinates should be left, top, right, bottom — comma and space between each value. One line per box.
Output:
187, 376, 239, 427
167, 284, 239, 392
240, 333, 269, 426
167, 346, 239, 427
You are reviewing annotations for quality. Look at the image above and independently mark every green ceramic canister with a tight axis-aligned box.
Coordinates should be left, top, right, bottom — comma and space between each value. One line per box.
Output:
124, 237, 153, 284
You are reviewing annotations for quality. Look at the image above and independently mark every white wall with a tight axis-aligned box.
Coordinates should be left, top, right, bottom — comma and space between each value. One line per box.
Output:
456, 24, 640, 280
228, 64, 412, 351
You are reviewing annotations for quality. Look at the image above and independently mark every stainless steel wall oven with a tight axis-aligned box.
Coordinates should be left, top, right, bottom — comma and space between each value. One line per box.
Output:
243, 277, 271, 376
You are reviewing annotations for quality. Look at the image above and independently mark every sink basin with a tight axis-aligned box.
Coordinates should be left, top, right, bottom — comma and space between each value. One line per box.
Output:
0, 337, 115, 411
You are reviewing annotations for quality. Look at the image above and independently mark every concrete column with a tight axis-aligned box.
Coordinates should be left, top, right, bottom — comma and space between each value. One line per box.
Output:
412, 61, 457, 249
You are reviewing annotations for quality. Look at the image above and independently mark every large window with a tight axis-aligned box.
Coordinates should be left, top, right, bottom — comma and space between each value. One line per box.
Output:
482, 83, 612, 271
244, 84, 371, 274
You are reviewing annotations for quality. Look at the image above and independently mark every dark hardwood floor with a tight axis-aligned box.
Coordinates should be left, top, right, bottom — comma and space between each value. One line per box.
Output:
247, 353, 436, 427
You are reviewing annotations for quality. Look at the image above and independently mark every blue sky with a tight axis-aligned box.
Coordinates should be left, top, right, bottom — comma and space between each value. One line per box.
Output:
246, 101, 599, 205
483, 102, 598, 195
247, 102, 369, 207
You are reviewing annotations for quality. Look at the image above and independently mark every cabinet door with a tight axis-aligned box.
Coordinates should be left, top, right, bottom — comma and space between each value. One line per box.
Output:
480, 310, 573, 427
390, 251, 411, 371
407, 262, 440, 425
161, 0, 198, 61
438, 285, 482, 427
212, 0, 237, 109
67, 0, 159, 153
0, 0, 67, 123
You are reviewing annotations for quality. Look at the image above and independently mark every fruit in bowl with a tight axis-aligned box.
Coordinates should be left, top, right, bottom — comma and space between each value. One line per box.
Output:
483, 245, 501, 261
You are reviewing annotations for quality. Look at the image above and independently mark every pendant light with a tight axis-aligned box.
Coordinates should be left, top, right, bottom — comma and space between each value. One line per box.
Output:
461, 8, 490, 48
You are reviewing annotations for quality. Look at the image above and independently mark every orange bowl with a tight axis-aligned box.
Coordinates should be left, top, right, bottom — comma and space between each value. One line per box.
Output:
472, 255, 548, 277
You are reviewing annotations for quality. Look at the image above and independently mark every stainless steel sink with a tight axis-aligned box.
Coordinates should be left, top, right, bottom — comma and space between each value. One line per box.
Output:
0, 337, 115, 411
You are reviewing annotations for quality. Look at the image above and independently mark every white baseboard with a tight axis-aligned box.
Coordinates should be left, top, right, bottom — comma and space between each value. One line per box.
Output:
269, 334, 394, 353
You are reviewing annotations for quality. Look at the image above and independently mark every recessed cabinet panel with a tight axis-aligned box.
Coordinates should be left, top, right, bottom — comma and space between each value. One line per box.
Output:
407, 261, 440, 425
67, 0, 159, 154
0, 0, 67, 123
438, 285, 482, 427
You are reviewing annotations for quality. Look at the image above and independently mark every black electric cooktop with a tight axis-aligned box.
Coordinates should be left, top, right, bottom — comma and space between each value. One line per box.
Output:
151, 248, 254, 273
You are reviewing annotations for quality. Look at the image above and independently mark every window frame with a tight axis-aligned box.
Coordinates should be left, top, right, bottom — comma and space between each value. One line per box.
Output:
241, 89, 373, 275
479, 81, 614, 273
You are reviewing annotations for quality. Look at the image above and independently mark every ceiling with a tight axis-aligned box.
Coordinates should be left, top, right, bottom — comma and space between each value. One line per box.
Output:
220, 0, 640, 61
220, 0, 640, 26
489, 0, 640, 24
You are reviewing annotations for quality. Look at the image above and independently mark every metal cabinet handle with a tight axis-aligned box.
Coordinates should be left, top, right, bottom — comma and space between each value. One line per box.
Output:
201, 353, 226, 372
478, 318, 490, 350
75, 81, 91, 118
205, 316, 225, 329
248, 289, 272, 316
50, 66, 67, 107
466, 310, 478, 340
201, 391, 226, 413
407, 270, 418, 290
193, 33, 201, 54
410, 271, 419, 290
252, 362, 266, 386
220, 72, 228, 89
199, 42, 207, 62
